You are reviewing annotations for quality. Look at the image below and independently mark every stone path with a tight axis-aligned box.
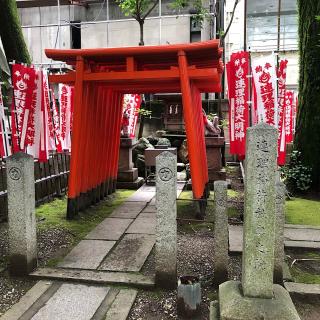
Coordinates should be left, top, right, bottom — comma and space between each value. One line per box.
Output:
2, 182, 185, 320
229, 224, 320, 253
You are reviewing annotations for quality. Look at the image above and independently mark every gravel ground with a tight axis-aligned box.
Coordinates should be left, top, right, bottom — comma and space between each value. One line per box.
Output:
130, 229, 242, 320
0, 223, 72, 316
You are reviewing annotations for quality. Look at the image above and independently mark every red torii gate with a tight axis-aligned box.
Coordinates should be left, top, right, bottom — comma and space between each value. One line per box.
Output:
46, 40, 223, 218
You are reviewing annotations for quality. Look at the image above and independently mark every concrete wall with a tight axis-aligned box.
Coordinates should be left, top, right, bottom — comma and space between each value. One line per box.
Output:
18, 4, 195, 64
81, 16, 190, 48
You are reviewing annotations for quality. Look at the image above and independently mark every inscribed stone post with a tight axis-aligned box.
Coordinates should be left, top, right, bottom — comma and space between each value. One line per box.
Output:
274, 178, 286, 284
7, 152, 37, 276
155, 151, 177, 289
242, 123, 277, 298
213, 180, 228, 285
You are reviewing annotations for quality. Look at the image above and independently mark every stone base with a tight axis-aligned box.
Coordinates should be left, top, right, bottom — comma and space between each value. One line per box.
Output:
208, 169, 226, 182
116, 177, 144, 190
217, 281, 300, 320
117, 168, 138, 182
9, 255, 37, 276
210, 301, 219, 320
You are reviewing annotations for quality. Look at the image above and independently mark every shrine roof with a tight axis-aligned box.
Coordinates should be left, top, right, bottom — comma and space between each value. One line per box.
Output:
45, 40, 223, 71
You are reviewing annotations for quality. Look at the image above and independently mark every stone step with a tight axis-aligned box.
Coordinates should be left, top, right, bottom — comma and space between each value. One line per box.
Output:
30, 283, 109, 320
104, 289, 138, 320
85, 218, 133, 241
99, 233, 155, 272
284, 282, 320, 298
30, 268, 155, 289
58, 240, 116, 270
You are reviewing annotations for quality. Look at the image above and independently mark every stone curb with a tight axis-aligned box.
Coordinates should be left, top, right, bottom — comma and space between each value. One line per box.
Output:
285, 282, 320, 298
0, 281, 52, 320
30, 267, 155, 289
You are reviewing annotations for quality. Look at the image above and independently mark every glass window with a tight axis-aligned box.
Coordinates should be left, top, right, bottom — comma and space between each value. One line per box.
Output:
246, 0, 298, 51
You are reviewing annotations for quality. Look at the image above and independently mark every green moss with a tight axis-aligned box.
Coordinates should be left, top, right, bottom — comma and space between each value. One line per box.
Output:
36, 190, 135, 243
291, 268, 320, 284
227, 189, 240, 199
285, 197, 320, 226
227, 206, 239, 218
178, 191, 193, 200
179, 189, 239, 200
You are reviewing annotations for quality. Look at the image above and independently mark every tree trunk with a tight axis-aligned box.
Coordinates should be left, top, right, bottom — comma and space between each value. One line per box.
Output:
294, 1, 320, 189
0, 0, 31, 64
139, 20, 145, 46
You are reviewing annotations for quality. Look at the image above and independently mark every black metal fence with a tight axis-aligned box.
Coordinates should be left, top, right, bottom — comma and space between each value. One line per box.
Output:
0, 153, 70, 221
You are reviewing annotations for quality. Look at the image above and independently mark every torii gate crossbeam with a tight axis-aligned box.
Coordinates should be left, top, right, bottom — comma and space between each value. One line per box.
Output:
46, 40, 223, 218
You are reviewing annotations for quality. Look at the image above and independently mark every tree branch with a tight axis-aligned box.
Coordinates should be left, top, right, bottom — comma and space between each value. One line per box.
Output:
142, 0, 158, 20
221, 0, 239, 42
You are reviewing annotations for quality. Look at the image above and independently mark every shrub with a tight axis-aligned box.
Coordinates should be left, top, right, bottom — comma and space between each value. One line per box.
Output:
281, 151, 312, 193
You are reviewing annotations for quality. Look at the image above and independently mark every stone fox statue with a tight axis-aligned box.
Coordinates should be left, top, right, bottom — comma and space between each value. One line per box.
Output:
202, 110, 221, 136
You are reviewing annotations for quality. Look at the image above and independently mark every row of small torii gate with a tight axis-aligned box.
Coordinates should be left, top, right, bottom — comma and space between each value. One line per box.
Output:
46, 40, 223, 218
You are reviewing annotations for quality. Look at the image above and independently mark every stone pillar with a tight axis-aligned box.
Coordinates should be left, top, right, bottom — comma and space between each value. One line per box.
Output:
205, 137, 226, 183
213, 180, 228, 285
117, 138, 143, 189
274, 178, 286, 284
242, 123, 278, 298
216, 123, 300, 320
7, 152, 37, 276
155, 151, 177, 289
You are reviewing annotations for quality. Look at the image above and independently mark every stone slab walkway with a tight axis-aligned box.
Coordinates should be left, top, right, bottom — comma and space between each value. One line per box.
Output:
1, 280, 137, 320
229, 224, 320, 253
285, 282, 320, 298
3, 182, 185, 320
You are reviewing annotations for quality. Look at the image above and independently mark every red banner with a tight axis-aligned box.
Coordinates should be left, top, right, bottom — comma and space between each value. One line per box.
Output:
38, 70, 49, 162
11, 63, 37, 151
51, 89, 62, 152
27, 69, 42, 159
285, 91, 294, 143
59, 84, 73, 151
122, 94, 141, 138
277, 59, 288, 165
251, 54, 277, 126
227, 51, 249, 156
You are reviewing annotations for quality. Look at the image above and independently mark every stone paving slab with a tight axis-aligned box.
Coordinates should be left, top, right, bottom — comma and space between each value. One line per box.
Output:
86, 218, 133, 241
228, 225, 243, 253
109, 202, 147, 219
126, 191, 155, 202
92, 288, 119, 320
1, 281, 52, 320
99, 234, 155, 272
285, 228, 320, 242
229, 224, 320, 253
30, 268, 155, 288
138, 185, 156, 192
285, 240, 320, 249
104, 289, 138, 320
285, 282, 320, 296
58, 240, 116, 270
125, 217, 156, 234
138, 210, 156, 218
285, 224, 320, 230
142, 204, 156, 213
31, 283, 109, 320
